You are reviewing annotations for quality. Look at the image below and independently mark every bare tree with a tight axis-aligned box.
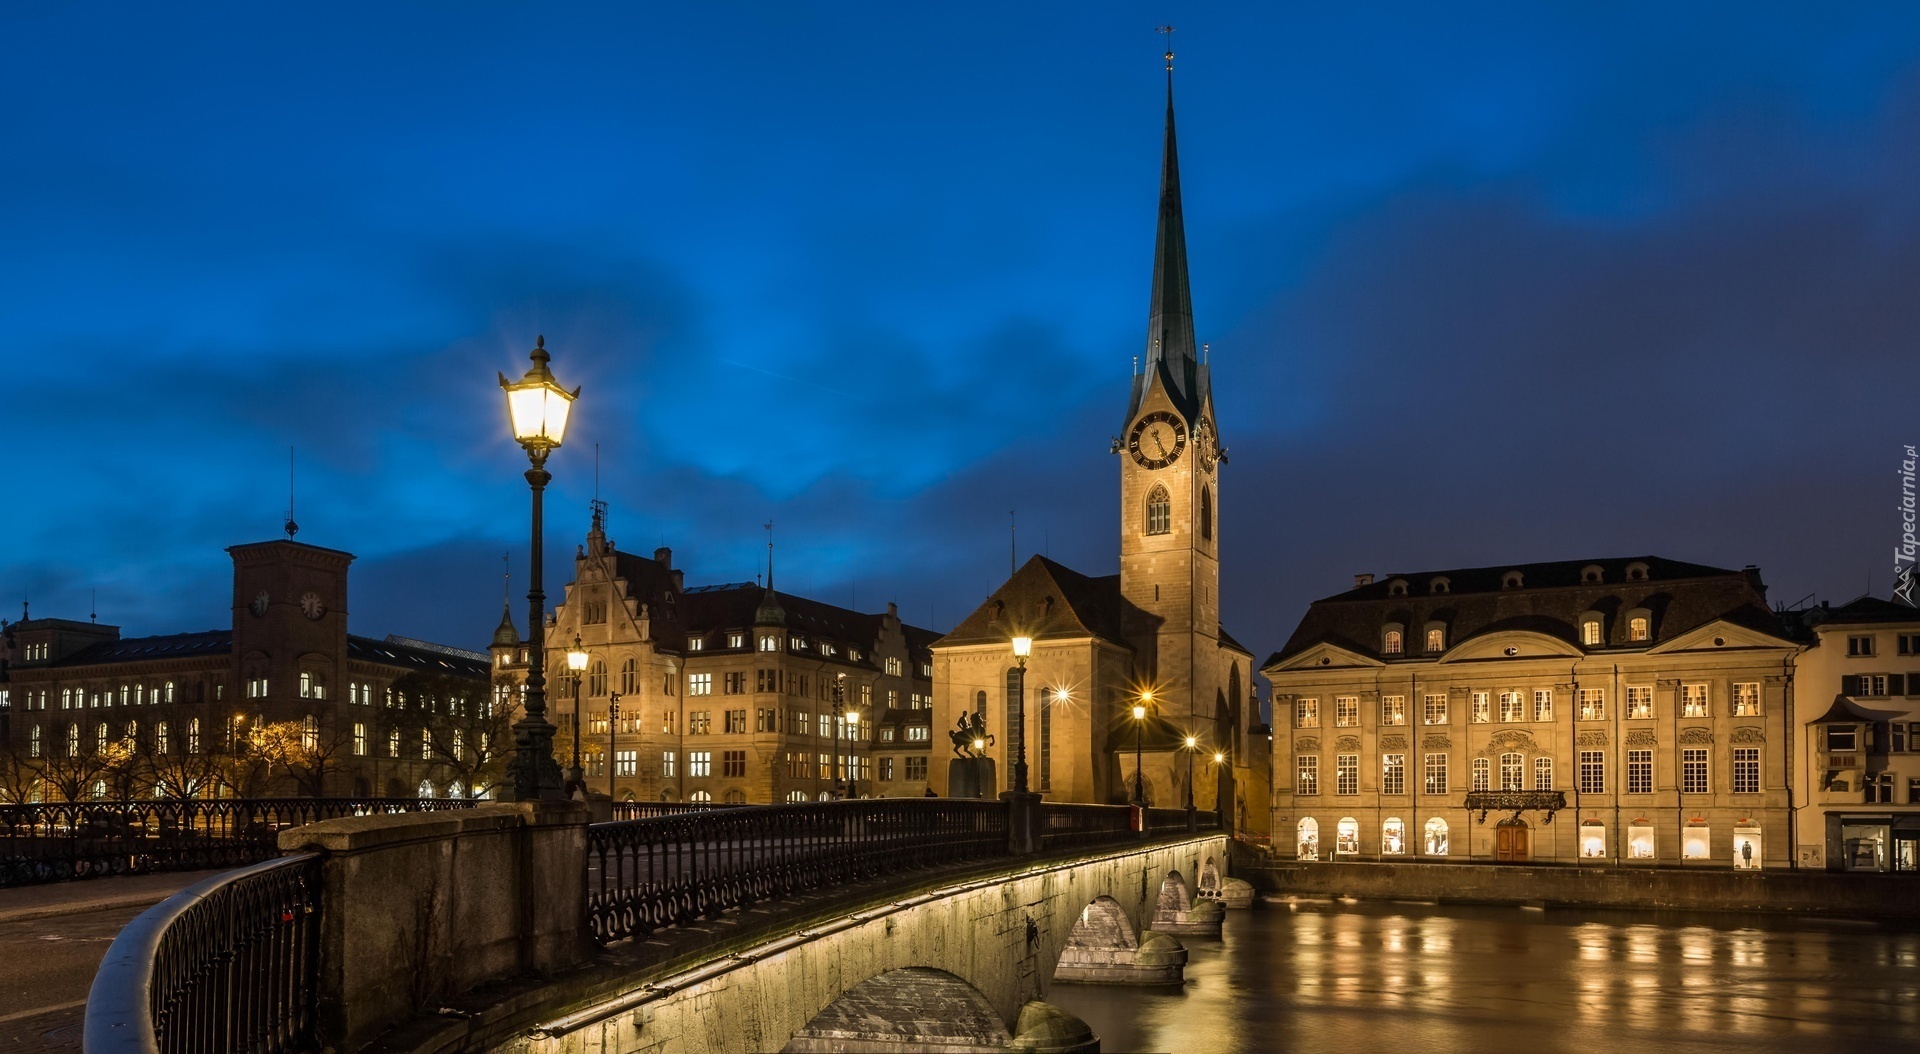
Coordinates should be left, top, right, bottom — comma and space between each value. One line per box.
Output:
0, 744, 45, 803
243, 719, 353, 798
34, 743, 133, 802
395, 670, 511, 798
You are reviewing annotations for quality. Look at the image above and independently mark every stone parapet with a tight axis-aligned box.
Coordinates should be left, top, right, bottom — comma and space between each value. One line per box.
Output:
278, 800, 591, 1052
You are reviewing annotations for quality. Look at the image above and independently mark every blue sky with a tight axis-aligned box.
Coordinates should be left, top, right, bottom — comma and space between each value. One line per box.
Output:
4, 3, 1918, 682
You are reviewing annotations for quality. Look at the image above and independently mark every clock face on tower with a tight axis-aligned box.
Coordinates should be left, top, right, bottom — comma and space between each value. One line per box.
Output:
1194, 417, 1218, 473
300, 592, 326, 620
250, 591, 269, 618
1128, 411, 1187, 470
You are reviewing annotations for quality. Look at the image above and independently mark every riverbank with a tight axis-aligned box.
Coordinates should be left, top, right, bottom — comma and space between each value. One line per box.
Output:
1235, 855, 1920, 919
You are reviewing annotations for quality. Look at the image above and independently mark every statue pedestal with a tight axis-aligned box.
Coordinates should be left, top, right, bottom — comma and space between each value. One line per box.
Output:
948, 756, 998, 799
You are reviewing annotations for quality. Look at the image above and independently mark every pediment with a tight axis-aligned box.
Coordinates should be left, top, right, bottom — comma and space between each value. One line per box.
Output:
1268, 641, 1384, 672
1646, 619, 1795, 655
1438, 630, 1582, 663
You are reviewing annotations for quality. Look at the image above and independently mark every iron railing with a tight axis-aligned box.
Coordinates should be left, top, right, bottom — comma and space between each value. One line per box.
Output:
0, 798, 473, 887
1040, 803, 1136, 850
586, 798, 1008, 943
606, 800, 743, 821
85, 852, 323, 1054
1463, 790, 1568, 823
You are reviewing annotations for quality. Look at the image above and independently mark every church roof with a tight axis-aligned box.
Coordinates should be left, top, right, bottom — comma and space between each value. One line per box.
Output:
1127, 70, 1207, 427
935, 556, 1134, 650
1267, 555, 1784, 668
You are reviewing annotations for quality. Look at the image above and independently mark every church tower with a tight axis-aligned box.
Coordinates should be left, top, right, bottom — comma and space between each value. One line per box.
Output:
1117, 56, 1223, 727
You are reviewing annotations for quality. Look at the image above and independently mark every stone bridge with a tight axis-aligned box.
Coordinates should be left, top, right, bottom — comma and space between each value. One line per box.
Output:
85, 797, 1239, 1054
507, 834, 1227, 1053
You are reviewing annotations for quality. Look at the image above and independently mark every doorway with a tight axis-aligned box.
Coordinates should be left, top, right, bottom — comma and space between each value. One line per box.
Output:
1495, 820, 1530, 863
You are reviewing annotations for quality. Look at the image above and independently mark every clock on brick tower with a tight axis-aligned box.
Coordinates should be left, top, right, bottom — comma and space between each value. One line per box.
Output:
1117, 66, 1224, 733
228, 540, 352, 713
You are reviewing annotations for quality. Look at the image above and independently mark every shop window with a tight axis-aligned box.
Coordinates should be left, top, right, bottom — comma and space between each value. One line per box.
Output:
1336, 817, 1360, 855
1423, 817, 1449, 856
1580, 821, 1607, 859
1842, 825, 1888, 870
1297, 817, 1319, 860
1628, 823, 1656, 860
1732, 827, 1763, 870
1682, 825, 1711, 860
1382, 817, 1406, 855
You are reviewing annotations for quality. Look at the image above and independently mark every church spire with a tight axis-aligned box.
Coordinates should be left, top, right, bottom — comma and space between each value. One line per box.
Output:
1130, 29, 1201, 424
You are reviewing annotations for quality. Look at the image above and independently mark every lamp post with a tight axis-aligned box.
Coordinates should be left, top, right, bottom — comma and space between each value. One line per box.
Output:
564, 636, 588, 797
1009, 636, 1031, 795
846, 709, 860, 799
1131, 691, 1151, 807
499, 336, 579, 801
832, 674, 845, 799
606, 693, 622, 801
1183, 734, 1198, 811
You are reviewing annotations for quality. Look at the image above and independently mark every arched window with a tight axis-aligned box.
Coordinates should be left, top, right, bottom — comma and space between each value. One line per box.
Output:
1580, 820, 1607, 858
690, 789, 713, 803
67, 724, 80, 757
448, 780, 465, 799
1145, 484, 1171, 536
123, 721, 138, 750
724, 788, 746, 804
302, 715, 318, 751
155, 721, 170, 754
974, 690, 987, 717
1296, 817, 1320, 860
1580, 614, 1604, 646
1382, 628, 1404, 655
1500, 752, 1525, 790
1628, 615, 1650, 642
29, 725, 41, 758
621, 658, 640, 695
1382, 817, 1406, 854
1424, 817, 1450, 855
1336, 817, 1360, 855
787, 790, 808, 803
417, 780, 435, 799
187, 718, 200, 755
588, 659, 608, 697
1199, 486, 1213, 542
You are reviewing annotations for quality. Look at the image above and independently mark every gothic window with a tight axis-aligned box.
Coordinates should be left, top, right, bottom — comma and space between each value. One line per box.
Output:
1145, 485, 1171, 536
588, 660, 607, 698
621, 658, 640, 695
1199, 486, 1213, 542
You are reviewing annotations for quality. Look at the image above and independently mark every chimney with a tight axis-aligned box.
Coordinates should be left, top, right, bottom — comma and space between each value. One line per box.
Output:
654, 547, 672, 568
887, 601, 898, 619
1354, 574, 1375, 588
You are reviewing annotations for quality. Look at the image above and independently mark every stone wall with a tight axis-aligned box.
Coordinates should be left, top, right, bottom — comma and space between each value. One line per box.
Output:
501, 835, 1228, 1054
1239, 857, 1920, 917
279, 800, 591, 1052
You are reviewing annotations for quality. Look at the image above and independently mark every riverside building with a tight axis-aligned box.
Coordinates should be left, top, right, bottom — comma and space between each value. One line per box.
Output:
1263, 557, 1797, 867
493, 507, 937, 804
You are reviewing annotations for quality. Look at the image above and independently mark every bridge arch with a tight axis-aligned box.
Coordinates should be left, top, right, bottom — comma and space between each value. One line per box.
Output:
785, 968, 1014, 1051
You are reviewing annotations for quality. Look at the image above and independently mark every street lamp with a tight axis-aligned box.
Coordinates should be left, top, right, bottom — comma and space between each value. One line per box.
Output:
499, 336, 579, 801
846, 709, 860, 799
1183, 735, 1198, 811
607, 693, 622, 801
1130, 691, 1151, 807
1009, 635, 1032, 795
564, 635, 588, 797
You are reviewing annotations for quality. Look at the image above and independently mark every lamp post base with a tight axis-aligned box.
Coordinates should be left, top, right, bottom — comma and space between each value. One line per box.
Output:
1001, 789, 1042, 855
504, 717, 567, 801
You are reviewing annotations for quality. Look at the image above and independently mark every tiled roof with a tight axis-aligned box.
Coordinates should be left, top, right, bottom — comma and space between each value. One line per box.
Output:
1267, 555, 1780, 668
1806, 693, 1911, 724
675, 583, 934, 662
1810, 596, 1920, 627
936, 556, 1134, 649
50, 630, 233, 667
347, 635, 489, 678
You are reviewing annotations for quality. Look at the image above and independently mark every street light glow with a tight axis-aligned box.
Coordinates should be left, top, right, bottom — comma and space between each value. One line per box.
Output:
1132, 704, 1147, 720
499, 337, 579, 450
566, 635, 589, 672
1012, 635, 1032, 659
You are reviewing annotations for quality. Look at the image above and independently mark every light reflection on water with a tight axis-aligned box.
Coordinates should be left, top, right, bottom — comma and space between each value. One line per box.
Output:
1044, 899, 1920, 1054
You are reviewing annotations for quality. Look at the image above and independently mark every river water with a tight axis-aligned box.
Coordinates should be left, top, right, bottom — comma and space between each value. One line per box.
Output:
1046, 897, 1920, 1054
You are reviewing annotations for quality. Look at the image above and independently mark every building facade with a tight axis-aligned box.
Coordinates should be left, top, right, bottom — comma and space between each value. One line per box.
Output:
491, 509, 936, 804
0, 539, 495, 801
1792, 596, 1920, 871
929, 73, 1270, 833
1263, 557, 1798, 868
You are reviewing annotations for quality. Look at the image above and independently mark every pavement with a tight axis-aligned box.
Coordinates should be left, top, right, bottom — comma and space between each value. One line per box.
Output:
0, 871, 226, 1054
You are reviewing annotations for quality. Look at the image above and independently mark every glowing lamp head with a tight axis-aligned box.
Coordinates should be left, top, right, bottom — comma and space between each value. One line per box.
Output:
1214, 752, 1226, 764
1185, 735, 1197, 748
1132, 704, 1147, 721
1053, 688, 1069, 703
973, 738, 986, 751
566, 635, 589, 672
846, 711, 859, 726
499, 336, 580, 452
1011, 635, 1032, 661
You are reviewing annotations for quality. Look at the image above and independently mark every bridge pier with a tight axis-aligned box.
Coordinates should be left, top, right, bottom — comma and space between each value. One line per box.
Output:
1051, 895, 1187, 986
1150, 869, 1225, 937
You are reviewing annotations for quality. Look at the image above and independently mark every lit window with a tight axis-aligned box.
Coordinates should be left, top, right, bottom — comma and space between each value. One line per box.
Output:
1296, 755, 1319, 795
1382, 630, 1403, 655
1382, 817, 1406, 854
1471, 692, 1490, 723
1579, 688, 1605, 721
1296, 698, 1319, 728
1335, 697, 1359, 727
1381, 696, 1406, 726
1424, 817, 1449, 855
1336, 817, 1359, 855
1733, 683, 1760, 716
1682, 684, 1709, 718
1382, 754, 1405, 795
1423, 753, 1447, 795
352, 723, 367, 756
1581, 619, 1603, 646
1500, 752, 1524, 791
1627, 686, 1653, 719
1423, 694, 1448, 725
1297, 818, 1320, 860
1499, 692, 1524, 722
1426, 627, 1445, 651
687, 638, 704, 651
1336, 754, 1359, 795
1629, 617, 1650, 642
688, 673, 713, 696
906, 726, 929, 742
1534, 756, 1553, 790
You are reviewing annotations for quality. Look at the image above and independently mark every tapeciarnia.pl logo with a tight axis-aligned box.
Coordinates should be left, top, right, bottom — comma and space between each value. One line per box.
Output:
1897, 444, 1917, 607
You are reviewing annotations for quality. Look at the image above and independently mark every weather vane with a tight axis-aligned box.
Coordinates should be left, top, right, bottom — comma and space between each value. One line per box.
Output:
1157, 24, 1175, 71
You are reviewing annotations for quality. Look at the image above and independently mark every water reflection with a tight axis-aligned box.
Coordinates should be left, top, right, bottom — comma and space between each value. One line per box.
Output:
1046, 899, 1920, 1054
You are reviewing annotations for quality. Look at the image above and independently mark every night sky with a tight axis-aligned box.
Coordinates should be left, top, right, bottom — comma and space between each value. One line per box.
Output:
5, 4, 1918, 696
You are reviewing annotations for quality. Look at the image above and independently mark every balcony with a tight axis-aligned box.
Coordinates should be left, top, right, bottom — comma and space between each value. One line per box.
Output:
1464, 790, 1568, 824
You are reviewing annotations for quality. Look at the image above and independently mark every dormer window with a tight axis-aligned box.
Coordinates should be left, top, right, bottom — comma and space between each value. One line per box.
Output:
1580, 565, 1604, 584
1626, 562, 1650, 582
1382, 628, 1404, 655
728, 632, 744, 649
1387, 579, 1409, 597
1580, 613, 1605, 647
1424, 624, 1446, 652
1627, 613, 1650, 642
687, 637, 704, 651
1429, 576, 1451, 595
1501, 570, 1524, 590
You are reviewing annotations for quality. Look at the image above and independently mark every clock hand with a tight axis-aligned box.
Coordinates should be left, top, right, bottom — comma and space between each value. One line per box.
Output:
1151, 432, 1166, 457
